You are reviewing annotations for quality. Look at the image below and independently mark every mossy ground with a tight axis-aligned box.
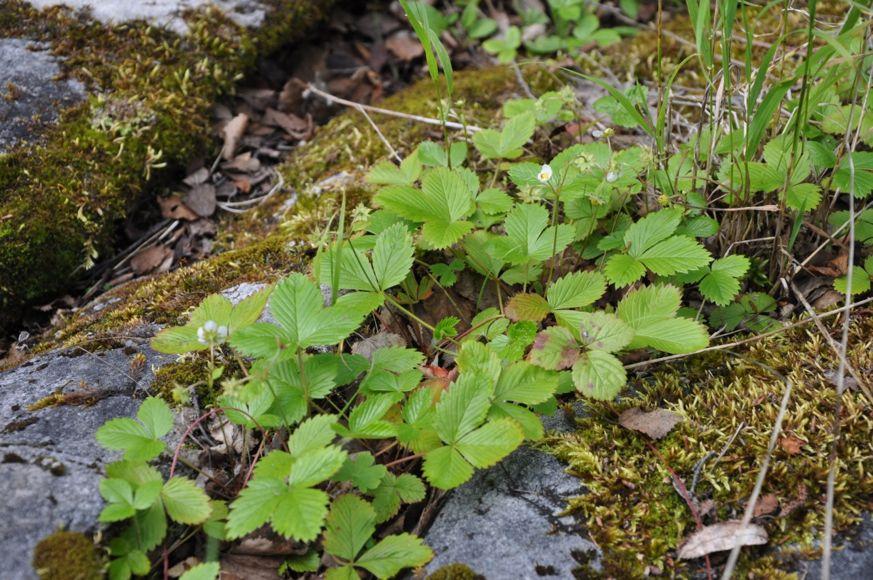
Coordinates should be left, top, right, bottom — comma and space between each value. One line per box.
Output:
546, 316, 872, 578
0, 0, 334, 331
32, 530, 102, 580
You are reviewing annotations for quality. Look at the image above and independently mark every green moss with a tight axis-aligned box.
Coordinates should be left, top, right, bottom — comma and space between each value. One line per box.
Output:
426, 563, 483, 580
545, 317, 872, 577
32, 531, 102, 580
0, 0, 334, 332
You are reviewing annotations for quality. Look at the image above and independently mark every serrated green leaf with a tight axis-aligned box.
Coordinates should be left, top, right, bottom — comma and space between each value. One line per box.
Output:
472, 112, 535, 160
270, 274, 362, 349
528, 326, 579, 370
180, 562, 220, 580
357, 533, 434, 578
226, 478, 286, 539
498, 203, 574, 266
288, 414, 339, 457
333, 452, 387, 492
137, 397, 173, 439
456, 419, 524, 468
434, 373, 491, 443
324, 494, 377, 562
95, 418, 165, 462
494, 361, 558, 405
371, 472, 426, 523
162, 477, 211, 524
272, 487, 330, 541
546, 271, 606, 310
634, 235, 712, 275
288, 446, 348, 487
604, 254, 647, 287
505, 292, 551, 322
572, 350, 626, 400
423, 445, 474, 489
577, 312, 634, 352
834, 266, 871, 295
617, 284, 709, 353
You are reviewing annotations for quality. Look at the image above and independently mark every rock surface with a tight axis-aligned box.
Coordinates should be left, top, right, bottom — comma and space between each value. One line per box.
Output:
802, 514, 873, 579
0, 328, 172, 580
26, 0, 270, 33
0, 38, 85, 153
424, 409, 601, 579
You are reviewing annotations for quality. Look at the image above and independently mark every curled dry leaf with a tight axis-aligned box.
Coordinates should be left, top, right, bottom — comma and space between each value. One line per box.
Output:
618, 407, 683, 440
130, 245, 173, 275
221, 113, 249, 160
752, 493, 779, 517
677, 521, 768, 560
385, 30, 424, 61
158, 194, 199, 221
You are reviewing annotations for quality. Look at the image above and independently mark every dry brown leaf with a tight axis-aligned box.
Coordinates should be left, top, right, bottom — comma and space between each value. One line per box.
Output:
158, 195, 199, 221
351, 332, 405, 360
619, 407, 684, 440
677, 521, 768, 560
222, 152, 261, 173
752, 493, 779, 517
221, 113, 249, 160
130, 245, 173, 275
263, 108, 308, 136
779, 433, 806, 455
386, 30, 424, 61
219, 554, 283, 580
183, 184, 217, 217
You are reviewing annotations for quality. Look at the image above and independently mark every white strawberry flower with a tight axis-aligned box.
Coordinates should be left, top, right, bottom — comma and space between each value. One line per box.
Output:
537, 164, 553, 183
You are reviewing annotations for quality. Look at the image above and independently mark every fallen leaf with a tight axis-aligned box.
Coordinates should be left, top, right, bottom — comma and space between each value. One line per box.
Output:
158, 195, 199, 221
222, 152, 261, 173
619, 407, 684, 440
677, 521, 768, 560
220, 554, 283, 580
183, 184, 217, 217
183, 167, 210, 187
779, 433, 806, 455
752, 493, 779, 517
385, 30, 424, 61
130, 245, 173, 275
221, 113, 249, 160
263, 108, 308, 136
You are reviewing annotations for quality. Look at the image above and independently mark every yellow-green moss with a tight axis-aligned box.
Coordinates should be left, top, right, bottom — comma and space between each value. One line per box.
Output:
32, 531, 102, 580
0, 0, 334, 332
545, 317, 872, 577
426, 563, 483, 580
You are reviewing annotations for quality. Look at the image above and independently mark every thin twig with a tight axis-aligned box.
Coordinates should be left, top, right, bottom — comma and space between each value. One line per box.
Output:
720, 360, 793, 579
357, 105, 403, 163
305, 84, 482, 133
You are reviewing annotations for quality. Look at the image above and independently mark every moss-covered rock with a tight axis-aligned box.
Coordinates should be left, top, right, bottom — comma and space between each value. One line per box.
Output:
0, 0, 334, 332
546, 317, 872, 577
44, 65, 542, 353
32, 530, 102, 580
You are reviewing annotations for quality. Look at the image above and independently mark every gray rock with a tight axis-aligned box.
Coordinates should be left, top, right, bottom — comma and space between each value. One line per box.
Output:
799, 514, 873, 579
424, 443, 600, 579
0, 38, 86, 153
0, 338, 174, 580
26, 1, 270, 33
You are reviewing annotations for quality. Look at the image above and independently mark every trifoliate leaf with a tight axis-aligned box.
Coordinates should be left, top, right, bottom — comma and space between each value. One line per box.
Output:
356, 533, 434, 578
472, 111, 535, 160
96, 397, 171, 461
366, 153, 422, 186
323, 494, 377, 562
226, 478, 285, 539
322, 223, 414, 293
321, 451, 383, 490
371, 473, 426, 522
340, 394, 400, 439
528, 326, 579, 370
572, 350, 626, 400
161, 477, 211, 524
433, 316, 460, 341
434, 373, 492, 444
698, 255, 750, 306
269, 274, 363, 350
497, 203, 574, 267
374, 167, 476, 249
